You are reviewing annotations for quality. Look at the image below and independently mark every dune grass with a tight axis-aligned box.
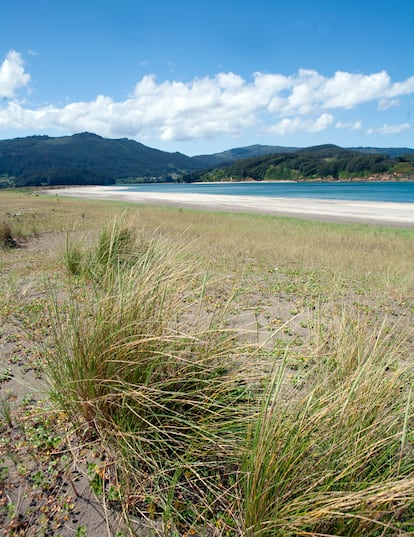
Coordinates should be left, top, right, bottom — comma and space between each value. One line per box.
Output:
1, 190, 413, 535
2, 189, 413, 306
242, 311, 414, 536
43, 214, 414, 536
47, 217, 253, 534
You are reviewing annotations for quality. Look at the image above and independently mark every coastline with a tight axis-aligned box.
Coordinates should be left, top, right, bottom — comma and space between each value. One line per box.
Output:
44, 186, 414, 227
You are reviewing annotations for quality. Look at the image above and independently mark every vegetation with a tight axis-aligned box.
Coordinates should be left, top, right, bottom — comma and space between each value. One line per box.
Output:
192, 144, 414, 168
183, 144, 414, 182
1, 190, 413, 535
0, 132, 200, 187
0, 133, 413, 187
0, 222, 19, 248
49, 218, 253, 533
242, 315, 414, 536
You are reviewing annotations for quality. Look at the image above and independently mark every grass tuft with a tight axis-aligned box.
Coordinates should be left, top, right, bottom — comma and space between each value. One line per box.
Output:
241, 309, 414, 536
48, 217, 252, 533
0, 222, 19, 248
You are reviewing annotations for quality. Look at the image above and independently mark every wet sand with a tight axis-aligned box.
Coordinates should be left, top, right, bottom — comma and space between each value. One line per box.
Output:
47, 186, 414, 227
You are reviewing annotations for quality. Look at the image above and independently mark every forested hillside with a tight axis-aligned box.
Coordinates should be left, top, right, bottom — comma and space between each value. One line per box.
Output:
0, 134, 413, 187
183, 145, 414, 182
0, 132, 200, 187
192, 144, 414, 168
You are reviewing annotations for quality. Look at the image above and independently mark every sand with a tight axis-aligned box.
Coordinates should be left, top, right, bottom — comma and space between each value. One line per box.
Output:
47, 185, 414, 227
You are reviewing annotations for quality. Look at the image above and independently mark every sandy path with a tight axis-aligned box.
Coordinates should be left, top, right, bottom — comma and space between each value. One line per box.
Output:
46, 186, 414, 227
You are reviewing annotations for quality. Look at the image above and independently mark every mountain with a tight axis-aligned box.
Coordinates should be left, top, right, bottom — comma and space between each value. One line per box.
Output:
183, 144, 414, 183
193, 144, 414, 167
0, 133, 413, 188
0, 132, 201, 187
349, 146, 414, 158
193, 144, 300, 167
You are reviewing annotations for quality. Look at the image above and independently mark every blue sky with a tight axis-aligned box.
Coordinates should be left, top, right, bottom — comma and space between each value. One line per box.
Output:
1, 0, 413, 155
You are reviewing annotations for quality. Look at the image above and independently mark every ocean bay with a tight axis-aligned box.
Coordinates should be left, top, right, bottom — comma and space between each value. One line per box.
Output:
119, 181, 414, 204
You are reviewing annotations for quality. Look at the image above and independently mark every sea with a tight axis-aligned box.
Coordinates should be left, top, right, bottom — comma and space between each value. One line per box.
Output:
119, 181, 414, 204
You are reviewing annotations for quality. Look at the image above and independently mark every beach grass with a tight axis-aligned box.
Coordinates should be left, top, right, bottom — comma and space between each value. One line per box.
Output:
47, 216, 254, 533
1, 188, 413, 535
241, 309, 414, 536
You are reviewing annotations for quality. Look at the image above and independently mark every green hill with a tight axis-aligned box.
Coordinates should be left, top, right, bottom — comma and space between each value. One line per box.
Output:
183, 144, 414, 182
193, 144, 300, 167
193, 144, 414, 168
0, 132, 201, 187
0, 133, 413, 188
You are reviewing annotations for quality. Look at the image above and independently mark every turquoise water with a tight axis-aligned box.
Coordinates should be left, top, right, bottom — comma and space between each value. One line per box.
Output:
119, 181, 414, 203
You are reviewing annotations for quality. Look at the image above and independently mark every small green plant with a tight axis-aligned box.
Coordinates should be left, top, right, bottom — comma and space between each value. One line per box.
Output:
25, 422, 62, 451
75, 526, 87, 537
31, 469, 49, 488
6, 500, 16, 518
0, 367, 13, 383
0, 458, 9, 481
0, 396, 13, 427
87, 462, 105, 497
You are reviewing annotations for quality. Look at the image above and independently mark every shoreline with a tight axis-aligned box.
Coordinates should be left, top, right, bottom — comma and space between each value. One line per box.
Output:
44, 186, 414, 227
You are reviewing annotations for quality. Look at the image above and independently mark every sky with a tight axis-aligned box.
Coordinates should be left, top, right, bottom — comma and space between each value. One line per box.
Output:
1, 0, 413, 155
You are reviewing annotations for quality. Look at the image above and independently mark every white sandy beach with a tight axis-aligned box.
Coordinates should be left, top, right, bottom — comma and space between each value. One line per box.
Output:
47, 186, 414, 227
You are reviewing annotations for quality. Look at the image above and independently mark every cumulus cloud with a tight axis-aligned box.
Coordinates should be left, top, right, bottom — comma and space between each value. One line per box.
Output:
267, 114, 334, 135
1, 50, 414, 142
266, 70, 404, 115
366, 123, 411, 135
0, 50, 30, 98
319, 70, 391, 109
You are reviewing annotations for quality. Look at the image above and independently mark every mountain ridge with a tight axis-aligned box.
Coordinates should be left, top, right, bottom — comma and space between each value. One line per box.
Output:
193, 143, 414, 167
184, 144, 414, 183
0, 133, 413, 187
0, 132, 200, 187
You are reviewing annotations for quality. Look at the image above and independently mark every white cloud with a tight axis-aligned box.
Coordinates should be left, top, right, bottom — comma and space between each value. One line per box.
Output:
267, 113, 334, 135
384, 76, 414, 98
377, 98, 400, 111
320, 71, 391, 109
366, 123, 411, 135
335, 120, 362, 130
266, 70, 403, 115
0, 50, 31, 98
1, 50, 414, 142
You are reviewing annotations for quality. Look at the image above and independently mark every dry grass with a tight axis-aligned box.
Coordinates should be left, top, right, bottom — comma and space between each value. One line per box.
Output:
1, 188, 413, 291
47, 217, 253, 534
1, 189, 413, 536
241, 310, 414, 536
